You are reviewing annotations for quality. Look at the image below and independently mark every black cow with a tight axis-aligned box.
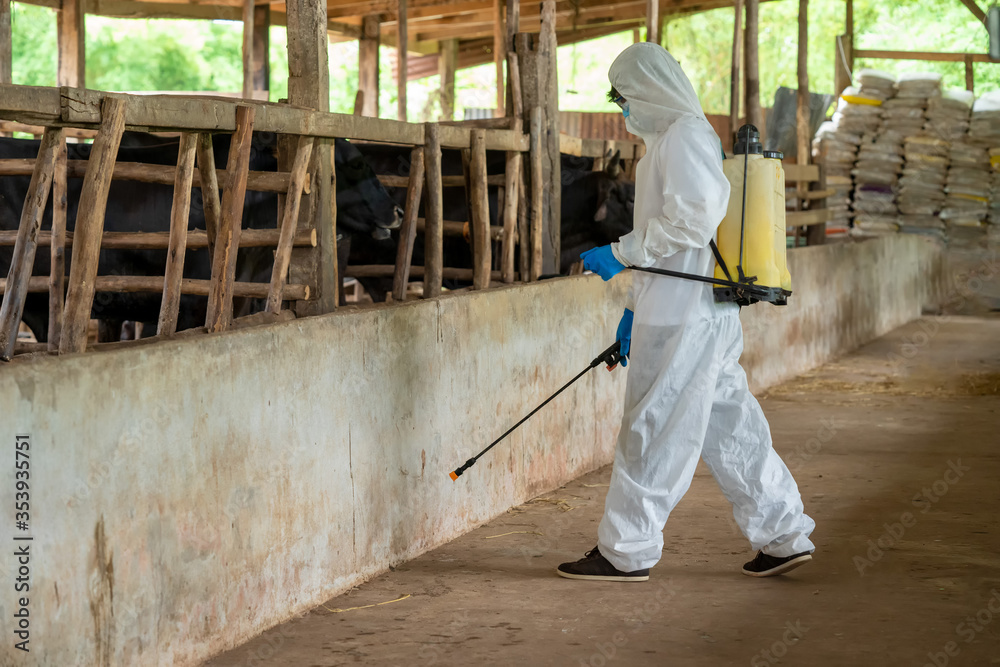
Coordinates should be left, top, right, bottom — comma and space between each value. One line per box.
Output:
347, 144, 635, 299
0, 132, 401, 340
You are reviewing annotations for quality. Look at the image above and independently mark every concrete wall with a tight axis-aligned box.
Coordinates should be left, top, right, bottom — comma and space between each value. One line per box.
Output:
0, 235, 942, 666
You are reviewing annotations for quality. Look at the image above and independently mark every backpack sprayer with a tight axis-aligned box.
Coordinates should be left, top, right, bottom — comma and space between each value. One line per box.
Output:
634, 123, 793, 306
449, 124, 791, 480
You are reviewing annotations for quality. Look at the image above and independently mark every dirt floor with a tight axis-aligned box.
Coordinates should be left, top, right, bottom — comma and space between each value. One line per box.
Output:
206, 316, 1000, 667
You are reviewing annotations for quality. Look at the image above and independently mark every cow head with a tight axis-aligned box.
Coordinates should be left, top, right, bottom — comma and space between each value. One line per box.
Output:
334, 138, 403, 239
593, 151, 633, 237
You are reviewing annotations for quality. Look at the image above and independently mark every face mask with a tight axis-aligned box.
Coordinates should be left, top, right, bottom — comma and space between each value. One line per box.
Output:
621, 103, 630, 119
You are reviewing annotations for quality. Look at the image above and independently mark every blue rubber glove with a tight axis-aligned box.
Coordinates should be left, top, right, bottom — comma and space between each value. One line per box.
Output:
616, 309, 633, 367
580, 245, 626, 281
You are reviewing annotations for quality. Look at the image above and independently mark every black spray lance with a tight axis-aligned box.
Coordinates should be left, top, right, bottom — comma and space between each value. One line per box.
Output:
449, 341, 623, 481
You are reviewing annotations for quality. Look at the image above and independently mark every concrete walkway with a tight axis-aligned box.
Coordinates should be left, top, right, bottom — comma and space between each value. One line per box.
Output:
206, 317, 1000, 667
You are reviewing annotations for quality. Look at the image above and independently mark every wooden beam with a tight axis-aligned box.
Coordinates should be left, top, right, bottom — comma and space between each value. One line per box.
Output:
744, 0, 762, 132
266, 135, 314, 313
0, 228, 316, 250
494, 0, 505, 117
958, 0, 986, 24
729, 0, 742, 146
646, 0, 659, 43
253, 4, 271, 99
965, 53, 974, 92
0, 128, 60, 360
60, 97, 126, 354
853, 49, 993, 63
242, 0, 254, 99
57, 0, 85, 88
440, 38, 458, 120
0, 0, 11, 85
3, 275, 309, 300
205, 104, 254, 333
156, 132, 198, 336
423, 122, 443, 297
360, 15, 380, 117
391, 146, 424, 301
501, 147, 520, 283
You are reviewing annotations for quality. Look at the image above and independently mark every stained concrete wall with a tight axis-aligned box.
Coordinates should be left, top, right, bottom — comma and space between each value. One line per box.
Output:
0, 235, 942, 666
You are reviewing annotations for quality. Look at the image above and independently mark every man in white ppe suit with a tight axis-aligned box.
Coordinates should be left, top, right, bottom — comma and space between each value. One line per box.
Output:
557, 43, 816, 581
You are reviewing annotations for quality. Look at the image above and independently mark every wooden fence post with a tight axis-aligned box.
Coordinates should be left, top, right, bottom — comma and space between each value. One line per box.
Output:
469, 128, 491, 290
501, 148, 520, 283
0, 127, 61, 360
205, 104, 255, 333
60, 98, 126, 354
47, 136, 67, 349
156, 132, 199, 335
196, 133, 221, 261
266, 135, 314, 313
529, 106, 544, 281
423, 123, 443, 297
392, 146, 424, 301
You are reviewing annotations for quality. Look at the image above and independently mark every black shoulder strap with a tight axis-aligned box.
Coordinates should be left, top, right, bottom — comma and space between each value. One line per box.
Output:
709, 239, 734, 283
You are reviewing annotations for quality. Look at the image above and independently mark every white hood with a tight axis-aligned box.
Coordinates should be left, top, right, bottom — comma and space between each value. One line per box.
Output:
608, 43, 708, 139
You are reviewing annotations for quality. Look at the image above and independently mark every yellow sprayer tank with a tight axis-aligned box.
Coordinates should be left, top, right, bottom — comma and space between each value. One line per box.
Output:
713, 124, 791, 306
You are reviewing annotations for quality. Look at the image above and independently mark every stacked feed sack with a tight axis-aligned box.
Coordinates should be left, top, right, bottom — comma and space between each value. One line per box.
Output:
991, 155, 1000, 244
925, 90, 973, 142
882, 72, 942, 143
847, 72, 901, 238
941, 140, 991, 247
812, 120, 860, 232
974, 92, 1000, 245
897, 135, 948, 241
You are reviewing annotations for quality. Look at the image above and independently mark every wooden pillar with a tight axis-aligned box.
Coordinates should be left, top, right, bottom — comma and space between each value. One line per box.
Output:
646, 0, 659, 45
505, 0, 521, 120
540, 0, 559, 273
359, 15, 380, 118
439, 38, 457, 120
729, 0, 743, 148
965, 54, 975, 92
60, 98, 127, 354
423, 123, 444, 297
493, 0, 505, 116
0, 0, 11, 85
286, 0, 336, 314
744, 0, 762, 132
796, 0, 809, 177
834, 0, 853, 98
267, 136, 314, 313
397, 0, 408, 121
391, 146, 423, 301
253, 5, 271, 99
529, 106, 544, 281
241, 0, 254, 99
57, 0, 85, 88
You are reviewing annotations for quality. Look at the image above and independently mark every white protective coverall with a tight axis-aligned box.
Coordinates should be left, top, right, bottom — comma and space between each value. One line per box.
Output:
598, 43, 816, 572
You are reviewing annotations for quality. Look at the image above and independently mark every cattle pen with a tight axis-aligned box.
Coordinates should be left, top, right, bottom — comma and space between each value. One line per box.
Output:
0, 83, 646, 360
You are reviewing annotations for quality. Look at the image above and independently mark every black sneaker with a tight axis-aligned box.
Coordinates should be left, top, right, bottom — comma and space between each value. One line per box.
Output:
742, 550, 813, 577
556, 546, 650, 582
